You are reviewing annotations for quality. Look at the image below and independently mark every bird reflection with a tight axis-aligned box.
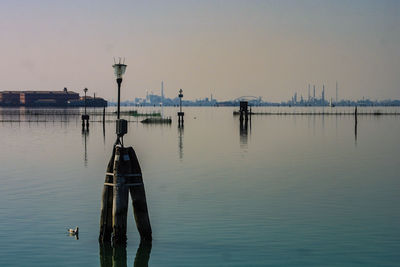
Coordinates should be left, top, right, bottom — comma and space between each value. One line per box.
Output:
82, 128, 89, 167
178, 126, 184, 160
99, 241, 152, 267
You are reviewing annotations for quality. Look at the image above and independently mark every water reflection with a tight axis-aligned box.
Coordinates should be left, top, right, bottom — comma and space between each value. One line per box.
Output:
239, 116, 249, 147
99, 242, 152, 267
134, 242, 152, 267
178, 126, 184, 159
82, 128, 89, 167
354, 114, 358, 146
103, 121, 106, 145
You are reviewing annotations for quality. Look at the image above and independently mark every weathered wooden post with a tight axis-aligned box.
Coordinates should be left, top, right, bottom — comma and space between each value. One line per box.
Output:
178, 89, 184, 127
239, 101, 248, 129
99, 59, 152, 246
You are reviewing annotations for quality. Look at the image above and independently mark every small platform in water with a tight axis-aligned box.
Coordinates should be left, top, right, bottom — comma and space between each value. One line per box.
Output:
141, 117, 172, 124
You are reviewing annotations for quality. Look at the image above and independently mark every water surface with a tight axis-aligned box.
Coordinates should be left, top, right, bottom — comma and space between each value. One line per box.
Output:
0, 107, 399, 266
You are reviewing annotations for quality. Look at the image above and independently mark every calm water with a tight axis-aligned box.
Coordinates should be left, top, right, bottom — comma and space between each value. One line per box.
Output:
0, 107, 399, 266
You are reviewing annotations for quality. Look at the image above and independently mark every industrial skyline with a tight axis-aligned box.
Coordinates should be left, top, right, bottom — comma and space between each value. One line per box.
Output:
112, 81, 400, 107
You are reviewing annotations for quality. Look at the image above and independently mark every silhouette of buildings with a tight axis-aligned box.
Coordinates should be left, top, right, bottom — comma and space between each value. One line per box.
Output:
0, 88, 107, 107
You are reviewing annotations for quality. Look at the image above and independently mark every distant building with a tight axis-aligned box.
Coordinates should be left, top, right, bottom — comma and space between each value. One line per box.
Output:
0, 88, 106, 107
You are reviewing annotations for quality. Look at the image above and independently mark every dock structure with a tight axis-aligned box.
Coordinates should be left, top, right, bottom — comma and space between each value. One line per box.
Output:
178, 89, 184, 127
99, 59, 152, 245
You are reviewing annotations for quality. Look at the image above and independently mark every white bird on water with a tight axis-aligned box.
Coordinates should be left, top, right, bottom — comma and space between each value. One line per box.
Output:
68, 226, 79, 235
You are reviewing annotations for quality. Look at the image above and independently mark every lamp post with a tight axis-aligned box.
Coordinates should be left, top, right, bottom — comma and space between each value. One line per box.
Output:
82, 88, 89, 130
113, 60, 127, 120
112, 59, 127, 144
84, 88, 88, 115
99, 58, 152, 245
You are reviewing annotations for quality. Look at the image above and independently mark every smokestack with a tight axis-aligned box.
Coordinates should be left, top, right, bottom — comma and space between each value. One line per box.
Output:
161, 81, 164, 104
313, 85, 315, 100
336, 81, 338, 104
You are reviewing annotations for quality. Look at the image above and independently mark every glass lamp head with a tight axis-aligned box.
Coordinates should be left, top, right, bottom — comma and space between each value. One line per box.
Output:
113, 63, 127, 79
84, 88, 88, 94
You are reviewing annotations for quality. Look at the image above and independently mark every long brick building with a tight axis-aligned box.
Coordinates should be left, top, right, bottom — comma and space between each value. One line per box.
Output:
0, 88, 80, 106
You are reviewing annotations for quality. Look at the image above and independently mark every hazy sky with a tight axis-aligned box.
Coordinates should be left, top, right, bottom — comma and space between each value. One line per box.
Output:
1, 0, 399, 101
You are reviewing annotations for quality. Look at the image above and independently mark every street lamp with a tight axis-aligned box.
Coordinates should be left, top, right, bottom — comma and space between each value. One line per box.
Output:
112, 59, 127, 143
83, 88, 88, 115
178, 89, 183, 113
82, 88, 89, 130
113, 59, 127, 119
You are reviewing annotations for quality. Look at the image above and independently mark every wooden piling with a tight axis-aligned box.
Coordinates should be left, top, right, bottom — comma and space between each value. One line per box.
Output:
99, 146, 116, 243
112, 145, 130, 245
112, 245, 127, 267
103, 107, 106, 124
100, 145, 152, 245
127, 147, 152, 242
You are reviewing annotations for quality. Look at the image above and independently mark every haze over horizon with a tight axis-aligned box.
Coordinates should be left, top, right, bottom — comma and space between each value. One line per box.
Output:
1, 0, 399, 102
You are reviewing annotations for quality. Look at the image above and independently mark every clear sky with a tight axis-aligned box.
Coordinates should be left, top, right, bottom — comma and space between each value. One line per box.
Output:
1, 0, 399, 101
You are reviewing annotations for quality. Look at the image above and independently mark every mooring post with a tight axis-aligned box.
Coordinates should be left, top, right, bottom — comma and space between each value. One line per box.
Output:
103, 107, 106, 124
127, 147, 152, 241
239, 101, 248, 127
99, 243, 113, 267
112, 146, 130, 245
178, 89, 184, 127
99, 146, 116, 243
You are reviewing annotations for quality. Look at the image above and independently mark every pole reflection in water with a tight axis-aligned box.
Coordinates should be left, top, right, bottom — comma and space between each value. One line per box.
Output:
82, 128, 89, 167
239, 116, 249, 148
103, 121, 106, 145
354, 115, 358, 146
178, 126, 184, 160
134, 242, 152, 267
99, 242, 152, 267
354, 106, 358, 146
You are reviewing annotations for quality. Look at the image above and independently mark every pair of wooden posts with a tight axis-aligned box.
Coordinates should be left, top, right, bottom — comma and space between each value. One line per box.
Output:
99, 141, 152, 244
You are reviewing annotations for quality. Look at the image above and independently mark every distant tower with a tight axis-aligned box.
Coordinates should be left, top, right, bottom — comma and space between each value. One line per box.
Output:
308, 84, 310, 101
322, 84, 325, 104
336, 81, 338, 104
161, 81, 164, 104
313, 85, 316, 101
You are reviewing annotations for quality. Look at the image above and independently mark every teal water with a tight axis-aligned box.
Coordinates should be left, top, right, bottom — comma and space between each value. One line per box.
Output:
0, 107, 399, 266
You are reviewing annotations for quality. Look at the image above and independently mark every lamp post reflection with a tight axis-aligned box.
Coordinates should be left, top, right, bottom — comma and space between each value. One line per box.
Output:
82, 125, 89, 167
355, 106, 358, 146
178, 126, 184, 160
99, 242, 152, 267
